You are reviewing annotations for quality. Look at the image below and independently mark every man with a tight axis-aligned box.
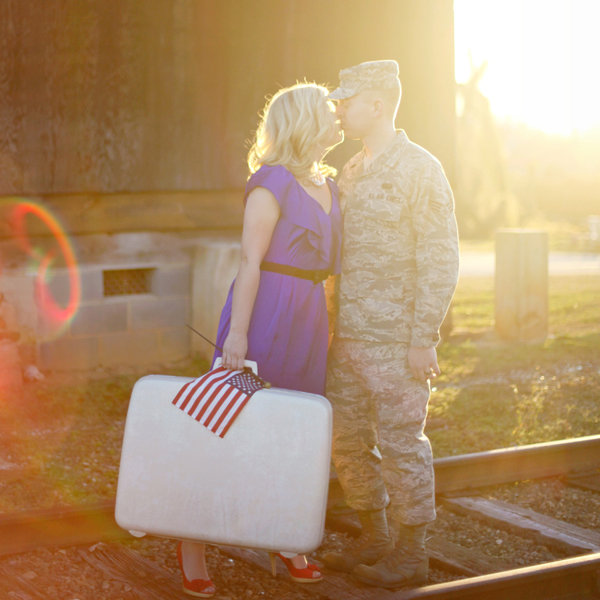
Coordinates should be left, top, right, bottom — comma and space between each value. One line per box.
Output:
322, 60, 459, 589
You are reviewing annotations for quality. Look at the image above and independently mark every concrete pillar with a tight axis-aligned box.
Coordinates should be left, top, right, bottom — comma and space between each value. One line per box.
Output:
190, 238, 241, 361
0, 340, 23, 399
495, 229, 548, 342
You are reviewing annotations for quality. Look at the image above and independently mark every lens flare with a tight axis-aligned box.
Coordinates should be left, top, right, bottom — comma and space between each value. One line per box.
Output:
5, 198, 81, 337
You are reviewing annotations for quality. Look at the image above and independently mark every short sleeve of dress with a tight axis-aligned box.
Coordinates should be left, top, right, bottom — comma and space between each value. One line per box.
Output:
244, 164, 335, 267
244, 165, 292, 208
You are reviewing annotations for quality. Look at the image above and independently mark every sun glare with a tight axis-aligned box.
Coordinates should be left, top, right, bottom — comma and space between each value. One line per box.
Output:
6, 199, 81, 338
454, 0, 600, 135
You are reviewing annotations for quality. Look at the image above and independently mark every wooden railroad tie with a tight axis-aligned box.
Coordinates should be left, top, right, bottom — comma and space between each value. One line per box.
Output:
441, 496, 600, 554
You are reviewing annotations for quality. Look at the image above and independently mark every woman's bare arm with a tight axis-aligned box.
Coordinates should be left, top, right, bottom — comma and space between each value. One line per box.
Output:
221, 187, 279, 370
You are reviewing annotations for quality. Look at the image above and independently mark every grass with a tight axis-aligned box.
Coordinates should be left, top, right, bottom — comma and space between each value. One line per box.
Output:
0, 275, 598, 509
428, 275, 600, 457
0, 359, 209, 509
458, 221, 598, 253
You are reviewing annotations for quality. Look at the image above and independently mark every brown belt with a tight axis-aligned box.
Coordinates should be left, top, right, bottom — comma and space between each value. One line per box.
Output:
260, 261, 330, 284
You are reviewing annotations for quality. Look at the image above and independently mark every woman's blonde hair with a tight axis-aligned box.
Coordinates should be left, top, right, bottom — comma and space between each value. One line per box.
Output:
248, 82, 338, 180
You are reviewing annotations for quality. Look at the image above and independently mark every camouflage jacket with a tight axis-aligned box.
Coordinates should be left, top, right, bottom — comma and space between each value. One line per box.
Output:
335, 130, 459, 347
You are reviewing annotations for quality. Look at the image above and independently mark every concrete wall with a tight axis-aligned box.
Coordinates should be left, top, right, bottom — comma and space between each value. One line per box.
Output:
38, 262, 191, 370
1, 232, 240, 371
0, 0, 455, 198
190, 239, 241, 362
0, 0, 455, 373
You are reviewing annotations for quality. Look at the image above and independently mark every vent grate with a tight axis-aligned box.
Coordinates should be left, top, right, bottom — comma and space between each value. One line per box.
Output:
103, 268, 154, 296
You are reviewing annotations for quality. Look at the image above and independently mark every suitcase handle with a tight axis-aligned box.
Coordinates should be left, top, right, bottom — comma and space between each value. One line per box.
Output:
212, 356, 258, 375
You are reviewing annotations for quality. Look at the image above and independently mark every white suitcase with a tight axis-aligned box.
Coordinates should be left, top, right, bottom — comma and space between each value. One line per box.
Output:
115, 365, 332, 554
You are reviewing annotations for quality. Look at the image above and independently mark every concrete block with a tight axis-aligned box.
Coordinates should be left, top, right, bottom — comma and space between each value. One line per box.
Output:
151, 264, 191, 297
36, 309, 70, 341
99, 330, 161, 367
0, 340, 23, 398
34, 270, 82, 340
495, 230, 548, 342
129, 297, 190, 330
39, 336, 99, 371
80, 269, 104, 301
45, 270, 74, 308
42, 267, 102, 309
190, 239, 240, 360
160, 327, 191, 362
70, 302, 128, 336
0, 270, 37, 330
73, 232, 191, 264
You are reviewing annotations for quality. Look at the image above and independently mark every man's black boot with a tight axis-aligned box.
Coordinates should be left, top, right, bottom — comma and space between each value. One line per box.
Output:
321, 508, 393, 573
352, 523, 428, 589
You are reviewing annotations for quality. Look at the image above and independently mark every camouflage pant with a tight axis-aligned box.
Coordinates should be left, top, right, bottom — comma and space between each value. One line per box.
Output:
326, 338, 436, 529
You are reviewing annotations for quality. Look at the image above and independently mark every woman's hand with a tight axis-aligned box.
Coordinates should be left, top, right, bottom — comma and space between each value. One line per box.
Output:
221, 330, 248, 371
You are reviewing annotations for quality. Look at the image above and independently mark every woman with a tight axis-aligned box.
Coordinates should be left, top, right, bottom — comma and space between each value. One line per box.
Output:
176, 82, 343, 597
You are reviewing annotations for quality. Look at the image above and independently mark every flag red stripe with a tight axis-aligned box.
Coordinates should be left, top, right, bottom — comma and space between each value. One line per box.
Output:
181, 369, 232, 413
210, 389, 245, 432
192, 375, 238, 417
171, 378, 195, 406
204, 388, 243, 426
181, 367, 231, 411
177, 369, 221, 411
187, 379, 224, 418
195, 385, 232, 422
193, 380, 234, 421
172, 367, 263, 438
218, 396, 251, 437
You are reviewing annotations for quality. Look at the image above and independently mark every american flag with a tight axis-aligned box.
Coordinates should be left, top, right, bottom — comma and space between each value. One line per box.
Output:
171, 366, 265, 438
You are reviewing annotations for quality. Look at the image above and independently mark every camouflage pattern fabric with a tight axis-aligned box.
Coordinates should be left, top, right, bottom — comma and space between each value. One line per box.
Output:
335, 130, 459, 347
329, 59, 400, 100
327, 338, 436, 528
326, 130, 459, 531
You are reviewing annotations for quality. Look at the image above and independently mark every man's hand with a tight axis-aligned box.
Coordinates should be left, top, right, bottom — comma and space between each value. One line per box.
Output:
408, 346, 440, 382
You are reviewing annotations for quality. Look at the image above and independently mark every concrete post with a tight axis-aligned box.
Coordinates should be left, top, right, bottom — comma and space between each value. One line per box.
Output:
495, 229, 548, 342
190, 238, 241, 361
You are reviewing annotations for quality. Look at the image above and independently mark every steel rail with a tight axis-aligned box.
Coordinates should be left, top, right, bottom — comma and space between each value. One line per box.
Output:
1, 435, 599, 600
1, 505, 599, 600
1, 436, 598, 556
0, 500, 126, 557
328, 435, 600, 509
393, 552, 600, 600
433, 434, 600, 494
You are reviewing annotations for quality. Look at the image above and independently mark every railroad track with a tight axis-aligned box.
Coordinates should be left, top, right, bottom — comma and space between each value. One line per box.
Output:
2, 435, 600, 599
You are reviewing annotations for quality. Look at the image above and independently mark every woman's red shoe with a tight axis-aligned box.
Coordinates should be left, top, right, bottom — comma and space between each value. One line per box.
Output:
269, 552, 323, 583
176, 542, 216, 598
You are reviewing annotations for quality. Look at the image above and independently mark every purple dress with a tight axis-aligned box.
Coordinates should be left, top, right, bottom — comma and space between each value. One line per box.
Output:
213, 164, 342, 395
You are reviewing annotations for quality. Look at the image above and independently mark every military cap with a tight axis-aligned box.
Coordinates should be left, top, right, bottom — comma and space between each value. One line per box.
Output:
329, 59, 400, 100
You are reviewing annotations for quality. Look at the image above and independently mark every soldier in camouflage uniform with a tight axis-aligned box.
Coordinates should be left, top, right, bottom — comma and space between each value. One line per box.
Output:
321, 60, 459, 589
